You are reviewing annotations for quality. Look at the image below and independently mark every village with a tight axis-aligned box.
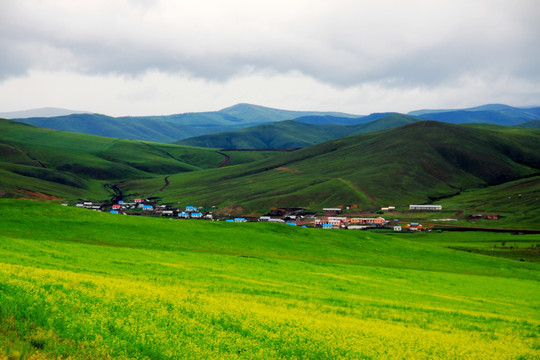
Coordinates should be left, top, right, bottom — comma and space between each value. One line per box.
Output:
60, 198, 502, 232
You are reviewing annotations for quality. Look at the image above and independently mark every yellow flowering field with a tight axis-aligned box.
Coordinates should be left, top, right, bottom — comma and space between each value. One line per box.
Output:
0, 200, 538, 359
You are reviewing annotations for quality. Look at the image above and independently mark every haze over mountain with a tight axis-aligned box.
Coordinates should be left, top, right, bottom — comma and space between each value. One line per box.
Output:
410, 104, 540, 125
0, 107, 89, 119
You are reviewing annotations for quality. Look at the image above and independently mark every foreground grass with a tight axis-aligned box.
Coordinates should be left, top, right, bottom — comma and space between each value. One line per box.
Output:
0, 200, 538, 359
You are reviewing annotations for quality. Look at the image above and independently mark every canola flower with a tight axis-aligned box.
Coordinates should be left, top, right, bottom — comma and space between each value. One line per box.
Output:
0, 259, 538, 360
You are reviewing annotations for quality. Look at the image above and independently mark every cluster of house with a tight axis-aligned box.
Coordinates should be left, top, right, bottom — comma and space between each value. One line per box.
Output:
314, 216, 387, 229
68, 199, 460, 232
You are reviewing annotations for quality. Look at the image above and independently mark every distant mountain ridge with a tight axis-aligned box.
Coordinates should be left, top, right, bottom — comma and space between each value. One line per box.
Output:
10, 104, 361, 142
410, 104, 540, 126
7, 103, 540, 144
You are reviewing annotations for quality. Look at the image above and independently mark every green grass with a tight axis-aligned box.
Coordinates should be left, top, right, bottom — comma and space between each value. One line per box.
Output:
0, 200, 539, 359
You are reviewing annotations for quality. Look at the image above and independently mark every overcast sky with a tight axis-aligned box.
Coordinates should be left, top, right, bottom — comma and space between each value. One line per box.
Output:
1, 0, 539, 116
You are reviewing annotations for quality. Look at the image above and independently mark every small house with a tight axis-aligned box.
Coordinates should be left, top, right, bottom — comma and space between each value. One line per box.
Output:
404, 222, 422, 231
234, 218, 246, 222
348, 225, 368, 230
134, 198, 144, 203
322, 224, 334, 229
110, 210, 118, 214
178, 212, 189, 218
484, 214, 500, 220
409, 205, 442, 211
142, 205, 153, 211
323, 208, 342, 215
191, 212, 203, 218
285, 222, 297, 226
161, 210, 174, 216
185, 206, 198, 212
112, 204, 121, 209
394, 226, 402, 232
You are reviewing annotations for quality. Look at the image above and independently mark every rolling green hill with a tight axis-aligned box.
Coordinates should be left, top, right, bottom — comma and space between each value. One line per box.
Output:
2, 118, 540, 224
1, 199, 538, 359
176, 114, 419, 149
129, 121, 540, 215
0, 119, 239, 200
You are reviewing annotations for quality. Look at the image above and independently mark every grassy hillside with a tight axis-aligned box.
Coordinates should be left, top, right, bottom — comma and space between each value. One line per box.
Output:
129, 121, 540, 215
438, 175, 540, 228
176, 114, 419, 149
176, 121, 352, 149
516, 120, 540, 129
0, 119, 229, 199
1, 200, 538, 359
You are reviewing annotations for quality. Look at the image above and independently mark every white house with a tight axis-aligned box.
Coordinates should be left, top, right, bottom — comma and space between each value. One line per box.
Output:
409, 205, 442, 211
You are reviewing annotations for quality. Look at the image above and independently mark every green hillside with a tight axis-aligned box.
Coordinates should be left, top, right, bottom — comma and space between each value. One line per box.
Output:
516, 120, 540, 128
1, 200, 538, 359
129, 121, 540, 215
176, 114, 419, 149
0, 119, 230, 199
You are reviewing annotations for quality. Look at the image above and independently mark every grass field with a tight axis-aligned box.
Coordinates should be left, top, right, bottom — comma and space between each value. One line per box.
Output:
0, 200, 538, 359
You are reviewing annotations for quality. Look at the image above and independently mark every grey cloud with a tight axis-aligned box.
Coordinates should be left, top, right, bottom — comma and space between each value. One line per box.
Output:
1, 0, 539, 89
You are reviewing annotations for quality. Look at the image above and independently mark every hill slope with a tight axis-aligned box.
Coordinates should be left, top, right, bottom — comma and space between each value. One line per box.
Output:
0, 119, 228, 199
129, 121, 540, 213
176, 114, 419, 149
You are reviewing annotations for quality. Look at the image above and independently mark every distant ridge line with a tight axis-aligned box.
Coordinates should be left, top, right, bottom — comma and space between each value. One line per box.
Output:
220, 148, 302, 152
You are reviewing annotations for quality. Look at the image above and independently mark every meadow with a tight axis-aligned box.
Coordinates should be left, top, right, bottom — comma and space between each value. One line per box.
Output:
0, 200, 538, 359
